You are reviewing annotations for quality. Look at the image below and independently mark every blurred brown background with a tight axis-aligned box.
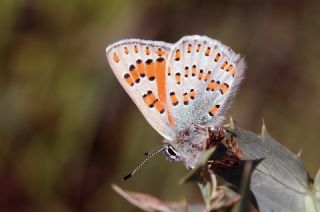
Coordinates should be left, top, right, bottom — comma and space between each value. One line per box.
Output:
0, 0, 319, 211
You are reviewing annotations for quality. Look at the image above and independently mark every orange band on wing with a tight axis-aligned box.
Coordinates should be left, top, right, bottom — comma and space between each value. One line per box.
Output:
155, 57, 166, 103
167, 111, 175, 127
155, 57, 175, 127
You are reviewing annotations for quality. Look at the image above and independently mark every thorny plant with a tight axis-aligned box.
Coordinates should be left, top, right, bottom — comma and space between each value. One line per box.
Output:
112, 119, 320, 212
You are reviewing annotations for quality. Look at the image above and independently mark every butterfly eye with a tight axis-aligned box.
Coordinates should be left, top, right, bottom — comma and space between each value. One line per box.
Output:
167, 146, 177, 156
165, 145, 179, 161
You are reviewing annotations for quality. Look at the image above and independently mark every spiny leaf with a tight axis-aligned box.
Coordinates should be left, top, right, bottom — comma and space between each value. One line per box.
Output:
216, 119, 314, 212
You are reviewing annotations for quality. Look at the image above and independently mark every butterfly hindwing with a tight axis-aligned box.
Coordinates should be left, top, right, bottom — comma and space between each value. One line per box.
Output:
106, 39, 176, 140
166, 35, 246, 131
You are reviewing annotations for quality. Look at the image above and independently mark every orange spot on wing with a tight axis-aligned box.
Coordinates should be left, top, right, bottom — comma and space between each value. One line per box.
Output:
143, 95, 153, 107
196, 44, 201, 52
175, 73, 181, 84
136, 59, 145, 77
198, 69, 203, 80
207, 80, 220, 91
184, 66, 189, 77
226, 64, 233, 72
221, 61, 228, 69
134, 45, 138, 53
156, 48, 165, 56
154, 99, 165, 113
129, 65, 140, 83
209, 105, 220, 116
214, 53, 221, 62
204, 71, 211, 81
189, 89, 196, 99
187, 44, 192, 53
192, 65, 197, 76
113, 53, 120, 63
145, 59, 155, 80
146, 46, 150, 55
220, 83, 229, 95
143, 91, 156, 107
183, 93, 189, 105
175, 49, 181, 61
124, 47, 129, 54
205, 47, 211, 56
170, 92, 179, 106
232, 69, 237, 77
148, 92, 157, 102
124, 73, 134, 86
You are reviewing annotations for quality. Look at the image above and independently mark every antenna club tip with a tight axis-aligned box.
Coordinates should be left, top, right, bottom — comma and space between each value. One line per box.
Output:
123, 173, 132, 181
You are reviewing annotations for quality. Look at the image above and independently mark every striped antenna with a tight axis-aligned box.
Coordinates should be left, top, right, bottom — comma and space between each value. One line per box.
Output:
123, 145, 166, 180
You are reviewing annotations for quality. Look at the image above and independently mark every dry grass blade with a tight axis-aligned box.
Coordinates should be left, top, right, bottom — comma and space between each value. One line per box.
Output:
111, 184, 185, 212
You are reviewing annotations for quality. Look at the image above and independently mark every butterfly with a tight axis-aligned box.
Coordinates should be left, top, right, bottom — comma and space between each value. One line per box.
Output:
106, 35, 246, 179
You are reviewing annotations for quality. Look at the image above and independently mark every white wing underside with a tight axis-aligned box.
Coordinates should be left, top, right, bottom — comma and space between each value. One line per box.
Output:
106, 39, 176, 140
166, 35, 246, 131
106, 35, 246, 141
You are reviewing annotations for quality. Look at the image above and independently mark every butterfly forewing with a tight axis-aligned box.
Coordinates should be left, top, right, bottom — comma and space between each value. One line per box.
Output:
165, 35, 245, 132
106, 39, 176, 140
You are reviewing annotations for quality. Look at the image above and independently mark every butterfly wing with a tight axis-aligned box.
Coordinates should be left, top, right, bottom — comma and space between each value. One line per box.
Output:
106, 39, 177, 140
165, 35, 246, 131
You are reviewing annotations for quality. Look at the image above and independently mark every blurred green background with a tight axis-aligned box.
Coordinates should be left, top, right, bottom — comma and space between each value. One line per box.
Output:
0, 0, 319, 211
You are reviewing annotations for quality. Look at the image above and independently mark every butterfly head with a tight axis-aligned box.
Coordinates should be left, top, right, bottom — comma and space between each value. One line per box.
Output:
164, 125, 208, 169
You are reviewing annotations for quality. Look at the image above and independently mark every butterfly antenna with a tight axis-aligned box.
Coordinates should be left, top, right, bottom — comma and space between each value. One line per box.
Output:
123, 145, 166, 180
143, 144, 165, 156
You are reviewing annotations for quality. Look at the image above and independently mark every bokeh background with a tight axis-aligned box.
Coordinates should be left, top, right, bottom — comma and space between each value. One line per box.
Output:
0, 0, 319, 211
